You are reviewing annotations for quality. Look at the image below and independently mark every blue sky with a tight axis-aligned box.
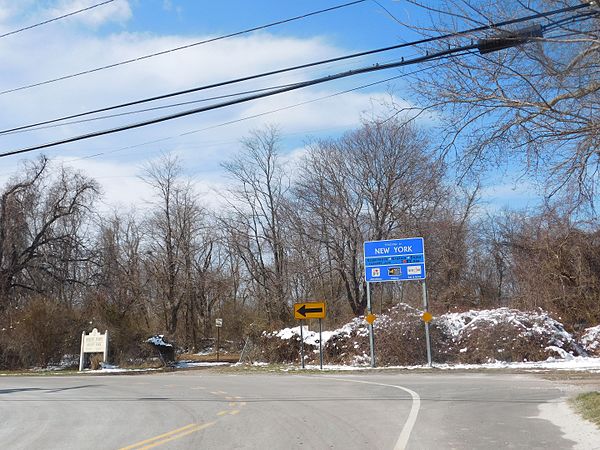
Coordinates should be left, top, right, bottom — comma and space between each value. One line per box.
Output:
0, 0, 539, 212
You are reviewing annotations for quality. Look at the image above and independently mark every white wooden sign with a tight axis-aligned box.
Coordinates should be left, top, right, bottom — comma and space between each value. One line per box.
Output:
215, 318, 223, 328
79, 328, 108, 371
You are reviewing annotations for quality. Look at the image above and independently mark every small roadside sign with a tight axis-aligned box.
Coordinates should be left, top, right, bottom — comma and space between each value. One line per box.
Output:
422, 312, 433, 323
215, 318, 223, 328
294, 302, 327, 370
294, 302, 326, 320
365, 313, 376, 325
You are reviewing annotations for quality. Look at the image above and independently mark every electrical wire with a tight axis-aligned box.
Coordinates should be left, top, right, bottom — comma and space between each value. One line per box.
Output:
0, 51, 424, 136
0, 61, 443, 177
0, 48, 475, 158
1, 4, 597, 159
67, 61, 451, 163
542, 10, 600, 32
0, 0, 367, 96
0, 0, 116, 39
0, 82, 304, 136
1, 2, 594, 137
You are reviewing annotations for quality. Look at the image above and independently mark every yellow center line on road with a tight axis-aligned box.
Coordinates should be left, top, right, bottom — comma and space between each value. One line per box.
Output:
118, 423, 198, 450
119, 390, 248, 450
134, 422, 217, 450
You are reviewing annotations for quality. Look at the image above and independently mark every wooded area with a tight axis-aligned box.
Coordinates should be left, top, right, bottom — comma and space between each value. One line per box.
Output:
0, 118, 598, 369
0, 0, 598, 369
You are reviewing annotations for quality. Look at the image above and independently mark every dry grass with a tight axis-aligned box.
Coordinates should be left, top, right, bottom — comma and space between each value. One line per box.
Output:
177, 353, 240, 363
570, 392, 600, 428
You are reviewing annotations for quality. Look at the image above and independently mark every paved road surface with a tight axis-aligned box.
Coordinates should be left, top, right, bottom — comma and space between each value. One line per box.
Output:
0, 371, 595, 449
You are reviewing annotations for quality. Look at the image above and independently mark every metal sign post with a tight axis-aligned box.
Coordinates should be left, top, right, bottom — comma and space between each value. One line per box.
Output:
300, 323, 305, 369
421, 281, 432, 367
319, 318, 323, 370
366, 282, 375, 368
215, 318, 223, 362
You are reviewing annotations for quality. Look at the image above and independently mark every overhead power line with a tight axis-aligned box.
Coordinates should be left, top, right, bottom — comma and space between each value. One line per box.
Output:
1, 1, 593, 136
1, 4, 596, 159
0, 0, 116, 39
0, 82, 306, 136
69, 63, 449, 163
0, 0, 367, 96
0, 46, 485, 158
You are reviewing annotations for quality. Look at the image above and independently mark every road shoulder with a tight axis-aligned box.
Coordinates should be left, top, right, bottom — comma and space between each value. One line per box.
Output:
538, 397, 600, 449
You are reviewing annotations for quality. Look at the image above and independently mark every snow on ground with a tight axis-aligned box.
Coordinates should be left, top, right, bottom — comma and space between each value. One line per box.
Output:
76, 361, 230, 372
581, 325, 600, 355
274, 325, 343, 348
262, 304, 599, 368
441, 307, 570, 339
77, 363, 160, 373
175, 361, 229, 368
438, 307, 576, 349
272, 355, 600, 372
435, 355, 600, 372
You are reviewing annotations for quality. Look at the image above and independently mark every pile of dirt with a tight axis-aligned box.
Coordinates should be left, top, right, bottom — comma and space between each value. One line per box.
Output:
436, 307, 583, 363
256, 304, 593, 366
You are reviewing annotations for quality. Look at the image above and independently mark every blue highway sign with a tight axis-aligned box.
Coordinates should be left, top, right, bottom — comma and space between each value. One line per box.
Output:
364, 237, 426, 282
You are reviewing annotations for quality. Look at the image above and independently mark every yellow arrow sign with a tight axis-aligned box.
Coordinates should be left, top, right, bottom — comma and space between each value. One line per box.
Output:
422, 311, 433, 323
365, 313, 376, 325
294, 302, 326, 320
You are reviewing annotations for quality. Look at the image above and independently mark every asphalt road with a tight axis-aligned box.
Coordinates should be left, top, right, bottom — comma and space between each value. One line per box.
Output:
0, 371, 595, 449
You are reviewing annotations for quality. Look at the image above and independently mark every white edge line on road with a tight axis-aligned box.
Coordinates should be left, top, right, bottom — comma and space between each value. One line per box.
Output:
323, 377, 421, 450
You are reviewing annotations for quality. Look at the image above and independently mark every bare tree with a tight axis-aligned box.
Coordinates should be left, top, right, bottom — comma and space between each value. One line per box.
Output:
95, 211, 147, 323
141, 154, 205, 335
221, 126, 290, 325
0, 156, 99, 312
399, 0, 599, 205
294, 119, 447, 315
499, 204, 600, 329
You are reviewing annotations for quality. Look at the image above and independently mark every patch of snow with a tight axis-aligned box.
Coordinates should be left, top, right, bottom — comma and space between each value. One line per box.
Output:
195, 347, 214, 355
581, 325, 600, 352
269, 325, 350, 347
439, 307, 573, 343
434, 356, 600, 372
79, 363, 159, 373
175, 361, 229, 368
545, 346, 574, 360
146, 335, 172, 347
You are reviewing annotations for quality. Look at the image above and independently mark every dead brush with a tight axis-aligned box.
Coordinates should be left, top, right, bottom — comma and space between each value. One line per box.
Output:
89, 354, 103, 370
257, 332, 318, 364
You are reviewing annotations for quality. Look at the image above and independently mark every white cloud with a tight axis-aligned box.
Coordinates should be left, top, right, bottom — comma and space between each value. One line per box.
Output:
0, 6, 422, 211
44, 0, 132, 27
476, 178, 542, 215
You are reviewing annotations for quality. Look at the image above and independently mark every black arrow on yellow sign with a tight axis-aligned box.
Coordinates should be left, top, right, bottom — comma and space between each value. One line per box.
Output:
297, 304, 323, 317
294, 302, 326, 320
